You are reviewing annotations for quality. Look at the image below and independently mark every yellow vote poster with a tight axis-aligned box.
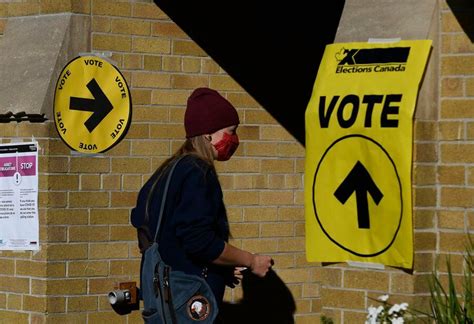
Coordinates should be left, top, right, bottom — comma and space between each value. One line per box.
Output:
304, 40, 431, 269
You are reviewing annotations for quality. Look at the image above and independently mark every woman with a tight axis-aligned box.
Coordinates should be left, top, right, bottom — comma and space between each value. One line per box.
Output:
131, 87, 273, 317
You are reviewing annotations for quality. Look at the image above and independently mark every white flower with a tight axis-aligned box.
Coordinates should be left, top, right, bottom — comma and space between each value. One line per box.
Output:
391, 317, 404, 324
378, 294, 389, 302
388, 302, 409, 315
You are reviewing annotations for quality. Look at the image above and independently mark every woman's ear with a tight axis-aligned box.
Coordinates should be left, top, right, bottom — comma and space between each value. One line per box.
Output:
205, 135, 212, 142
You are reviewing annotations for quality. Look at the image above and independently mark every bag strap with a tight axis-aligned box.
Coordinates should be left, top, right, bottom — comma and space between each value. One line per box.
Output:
148, 155, 185, 243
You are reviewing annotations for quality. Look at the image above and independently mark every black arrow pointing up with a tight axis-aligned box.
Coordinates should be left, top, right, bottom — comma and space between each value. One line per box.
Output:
334, 161, 383, 229
69, 78, 113, 133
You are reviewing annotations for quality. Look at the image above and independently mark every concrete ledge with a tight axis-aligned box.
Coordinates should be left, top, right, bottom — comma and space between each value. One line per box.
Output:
334, 0, 438, 120
0, 13, 90, 118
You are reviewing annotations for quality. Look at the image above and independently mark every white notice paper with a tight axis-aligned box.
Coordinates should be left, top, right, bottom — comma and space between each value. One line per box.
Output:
0, 142, 39, 250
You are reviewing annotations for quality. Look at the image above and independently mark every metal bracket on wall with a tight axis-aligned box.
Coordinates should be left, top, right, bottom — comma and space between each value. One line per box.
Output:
0, 111, 48, 123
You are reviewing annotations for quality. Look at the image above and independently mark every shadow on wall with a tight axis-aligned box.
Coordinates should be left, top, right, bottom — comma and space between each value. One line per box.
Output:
220, 269, 296, 324
446, 0, 474, 42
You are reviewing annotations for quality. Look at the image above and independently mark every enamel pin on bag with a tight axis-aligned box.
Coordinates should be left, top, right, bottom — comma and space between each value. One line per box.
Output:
140, 156, 218, 324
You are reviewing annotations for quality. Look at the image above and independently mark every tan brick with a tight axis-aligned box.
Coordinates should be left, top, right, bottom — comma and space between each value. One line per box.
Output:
127, 123, 150, 139
90, 208, 130, 224
68, 261, 108, 277
273, 254, 296, 268
109, 225, 136, 241
233, 174, 264, 189
109, 260, 141, 276
143, 55, 162, 71
93, 34, 131, 52
217, 158, 260, 173
182, 58, 201, 72
261, 159, 294, 173
442, 56, 474, 75
23, 295, 46, 312
48, 263, 66, 278
131, 89, 152, 105
71, 0, 90, 14
441, 99, 474, 119
92, 16, 110, 32
277, 143, 305, 157
40, 0, 71, 14
39, 191, 67, 208
46, 209, 88, 225
0, 310, 28, 322
46, 174, 79, 190
111, 18, 150, 36
132, 2, 167, 19
202, 59, 220, 74
81, 174, 100, 190
0, 294, 6, 308
47, 226, 67, 242
278, 268, 311, 284
172, 74, 208, 89
260, 126, 294, 141
111, 191, 138, 207
467, 78, 474, 96
439, 121, 464, 141
88, 312, 126, 323
163, 56, 182, 72
441, 77, 463, 97
244, 207, 278, 222
414, 187, 436, 207
228, 223, 259, 238
89, 278, 128, 294
414, 164, 436, 185
48, 279, 86, 295
69, 226, 108, 242
414, 252, 434, 272
68, 296, 98, 312
440, 232, 471, 252
441, 187, 474, 207
48, 244, 88, 260
441, 12, 463, 32
152, 22, 187, 38
151, 89, 189, 105
321, 288, 365, 309
70, 157, 110, 173
260, 223, 294, 237
132, 72, 170, 88
224, 190, 259, 205
0, 123, 16, 137
445, 34, 474, 54
344, 270, 388, 290
278, 207, 304, 221
0, 277, 29, 293
6, 293, 21, 310
69, 191, 109, 207
437, 165, 465, 184
245, 109, 277, 124
173, 40, 207, 56
240, 238, 279, 253
15, 260, 45, 277
414, 209, 435, 229
278, 237, 304, 252
0, 259, 14, 275
295, 314, 323, 324
122, 174, 142, 190
90, 243, 129, 259
47, 314, 87, 323
438, 210, 465, 229
112, 158, 150, 173
134, 106, 169, 123
92, 0, 130, 16
210, 75, 242, 91
133, 37, 170, 54
414, 143, 437, 162
414, 232, 436, 251
343, 311, 367, 323
260, 191, 294, 205
123, 54, 142, 70
7, 3, 40, 16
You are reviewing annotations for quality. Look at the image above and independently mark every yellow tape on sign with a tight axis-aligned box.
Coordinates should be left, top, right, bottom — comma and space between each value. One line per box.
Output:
304, 40, 431, 269
54, 56, 132, 154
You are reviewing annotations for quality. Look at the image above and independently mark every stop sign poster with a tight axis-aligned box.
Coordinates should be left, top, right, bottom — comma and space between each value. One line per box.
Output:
304, 40, 431, 269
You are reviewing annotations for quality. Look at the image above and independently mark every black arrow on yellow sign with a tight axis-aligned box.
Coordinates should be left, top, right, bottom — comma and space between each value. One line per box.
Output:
334, 161, 383, 229
69, 79, 113, 133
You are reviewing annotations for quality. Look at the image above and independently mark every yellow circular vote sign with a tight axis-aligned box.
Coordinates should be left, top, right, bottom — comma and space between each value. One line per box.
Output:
54, 56, 132, 153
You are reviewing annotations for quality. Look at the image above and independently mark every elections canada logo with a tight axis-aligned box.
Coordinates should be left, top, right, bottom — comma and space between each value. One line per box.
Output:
187, 295, 211, 321
335, 47, 410, 74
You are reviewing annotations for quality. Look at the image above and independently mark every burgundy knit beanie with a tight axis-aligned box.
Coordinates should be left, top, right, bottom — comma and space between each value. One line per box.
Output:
184, 87, 240, 138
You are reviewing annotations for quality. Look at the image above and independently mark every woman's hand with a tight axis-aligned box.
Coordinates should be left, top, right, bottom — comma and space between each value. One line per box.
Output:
228, 267, 246, 288
250, 255, 273, 277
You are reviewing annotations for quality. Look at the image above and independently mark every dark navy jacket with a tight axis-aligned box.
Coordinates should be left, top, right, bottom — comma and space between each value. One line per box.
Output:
131, 155, 232, 303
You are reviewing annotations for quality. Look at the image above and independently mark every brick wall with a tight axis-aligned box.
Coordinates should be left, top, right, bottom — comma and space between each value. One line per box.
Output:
0, 0, 472, 323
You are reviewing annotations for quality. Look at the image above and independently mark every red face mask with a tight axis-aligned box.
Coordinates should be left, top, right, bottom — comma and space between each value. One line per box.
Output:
213, 133, 239, 161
